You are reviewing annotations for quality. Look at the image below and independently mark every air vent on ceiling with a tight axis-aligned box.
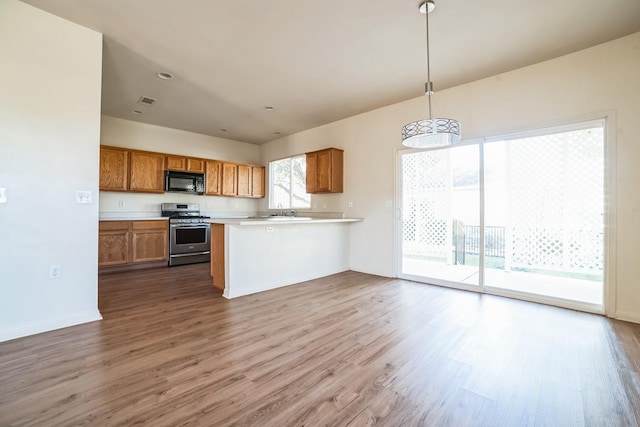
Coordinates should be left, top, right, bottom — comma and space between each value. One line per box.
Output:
138, 96, 156, 105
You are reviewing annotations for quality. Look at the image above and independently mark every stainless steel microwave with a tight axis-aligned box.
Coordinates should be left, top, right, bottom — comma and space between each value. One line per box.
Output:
165, 171, 205, 194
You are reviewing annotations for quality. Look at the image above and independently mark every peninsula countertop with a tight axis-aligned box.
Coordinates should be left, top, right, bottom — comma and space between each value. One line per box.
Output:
208, 217, 363, 226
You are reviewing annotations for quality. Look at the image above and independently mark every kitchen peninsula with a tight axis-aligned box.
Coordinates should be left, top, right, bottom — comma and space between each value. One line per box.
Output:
209, 217, 362, 298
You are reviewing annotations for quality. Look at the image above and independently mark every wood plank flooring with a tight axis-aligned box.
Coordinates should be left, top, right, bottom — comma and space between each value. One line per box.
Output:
1, 264, 639, 426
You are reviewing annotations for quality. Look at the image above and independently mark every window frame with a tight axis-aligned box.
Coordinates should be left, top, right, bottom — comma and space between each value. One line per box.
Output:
268, 154, 311, 210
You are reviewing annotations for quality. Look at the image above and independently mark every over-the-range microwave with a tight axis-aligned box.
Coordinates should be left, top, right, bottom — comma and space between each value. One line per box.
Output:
165, 170, 205, 194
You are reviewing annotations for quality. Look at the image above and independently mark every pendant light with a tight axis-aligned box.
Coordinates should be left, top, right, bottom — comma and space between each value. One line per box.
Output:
402, 0, 461, 148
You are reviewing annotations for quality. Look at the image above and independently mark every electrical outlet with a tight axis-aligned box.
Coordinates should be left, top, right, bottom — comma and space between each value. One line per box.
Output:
49, 265, 61, 279
348, 201, 354, 208
118, 200, 125, 208
0, 188, 7, 204
265, 226, 274, 233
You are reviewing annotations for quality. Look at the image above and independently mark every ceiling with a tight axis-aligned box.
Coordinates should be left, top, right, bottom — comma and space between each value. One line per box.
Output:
22, 0, 640, 144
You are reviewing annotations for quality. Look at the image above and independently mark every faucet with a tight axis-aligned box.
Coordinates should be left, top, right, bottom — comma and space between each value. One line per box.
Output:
277, 203, 283, 216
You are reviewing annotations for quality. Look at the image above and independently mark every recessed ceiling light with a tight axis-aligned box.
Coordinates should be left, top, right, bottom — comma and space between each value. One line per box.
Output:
273, 131, 281, 135
131, 110, 142, 115
220, 128, 227, 132
264, 106, 275, 111
156, 71, 173, 80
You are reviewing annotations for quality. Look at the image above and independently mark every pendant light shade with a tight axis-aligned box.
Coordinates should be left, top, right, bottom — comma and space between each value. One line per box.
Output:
402, 1, 461, 148
402, 118, 461, 148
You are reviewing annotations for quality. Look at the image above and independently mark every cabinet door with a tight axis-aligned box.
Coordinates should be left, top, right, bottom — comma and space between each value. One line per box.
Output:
100, 146, 128, 191
166, 155, 186, 171
316, 149, 333, 192
237, 164, 252, 197
186, 158, 205, 173
129, 151, 165, 193
222, 163, 238, 196
251, 166, 265, 198
205, 160, 222, 195
98, 221, 131, 266
305, 152, 318, 194
132, 221, 168, 263
306, 148, 343, 194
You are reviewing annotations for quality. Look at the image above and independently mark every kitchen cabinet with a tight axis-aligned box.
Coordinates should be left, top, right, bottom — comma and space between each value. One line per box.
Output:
237, 164, 252, 197
99, 145, 265, 198
129, 150, 165, 193
205, 160, 223, 195
306, 148, 343, 193
221, 163, 237, 196
99, 220, 168, 267
251, 166, 265, 198
165, 155, 205, 173
98, 221, 131, 266
99, 146, 128, 191
132, 221, 168, 263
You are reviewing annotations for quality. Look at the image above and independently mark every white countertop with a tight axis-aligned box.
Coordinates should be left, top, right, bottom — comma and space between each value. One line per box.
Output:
209, 217, 363, 226
99, 217, 168, 221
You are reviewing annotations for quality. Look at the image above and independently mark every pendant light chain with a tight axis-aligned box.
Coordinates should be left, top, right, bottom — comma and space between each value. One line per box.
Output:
425, 0, 433, 121
401, 0, 461, 148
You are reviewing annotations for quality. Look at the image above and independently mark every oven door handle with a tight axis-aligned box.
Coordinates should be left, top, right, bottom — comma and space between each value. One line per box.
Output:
170, 223, 210, 228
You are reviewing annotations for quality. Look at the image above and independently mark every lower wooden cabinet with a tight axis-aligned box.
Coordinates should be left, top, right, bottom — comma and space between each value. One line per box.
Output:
98, 221, 130, 266
132, 221, 168, 263
99, 220, 168, 267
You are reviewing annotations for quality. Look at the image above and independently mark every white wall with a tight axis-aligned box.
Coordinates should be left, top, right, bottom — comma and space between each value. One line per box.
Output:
259, 32, 640, 323
0, 0, 103, 341
99, 116, 261, 217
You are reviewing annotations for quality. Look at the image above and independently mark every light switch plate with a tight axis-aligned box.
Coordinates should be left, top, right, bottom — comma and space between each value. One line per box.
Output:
75, 190, 93, 204
0, 188, 6, 203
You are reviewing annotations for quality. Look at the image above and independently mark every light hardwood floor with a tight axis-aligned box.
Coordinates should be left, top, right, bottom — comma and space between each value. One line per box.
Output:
1, 264, 639, 426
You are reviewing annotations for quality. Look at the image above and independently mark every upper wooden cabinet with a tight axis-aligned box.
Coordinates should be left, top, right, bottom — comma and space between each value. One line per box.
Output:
129, 150, 165, 193
237, 164, 252, 197
251, 166, 265, 198
99, 145, 265, 198
306, 148, 343, 193
100, 146, 129, 191
205, 160, 223, 196
165, 155, 205, 173
221, 163, 238, 196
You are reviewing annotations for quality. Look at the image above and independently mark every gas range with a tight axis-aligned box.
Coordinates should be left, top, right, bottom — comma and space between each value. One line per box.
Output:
167, 215, 210, 224
161, 203, 211, 266
161, 203, 210, 224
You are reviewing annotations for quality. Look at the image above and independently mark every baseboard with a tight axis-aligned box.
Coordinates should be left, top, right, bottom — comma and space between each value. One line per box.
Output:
613, 310, 640, 325
0, 310, 103, 343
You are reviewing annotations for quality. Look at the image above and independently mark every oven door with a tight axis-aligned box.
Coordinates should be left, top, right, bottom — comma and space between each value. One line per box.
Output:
169, 223, 210, 255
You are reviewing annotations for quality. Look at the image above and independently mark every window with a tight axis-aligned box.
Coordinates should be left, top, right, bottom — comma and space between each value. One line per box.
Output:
269, 155, 310, 209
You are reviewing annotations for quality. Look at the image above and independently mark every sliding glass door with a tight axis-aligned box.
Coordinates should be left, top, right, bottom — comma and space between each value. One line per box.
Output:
399, 144, 481, 290
483, 125, 604, 309
398, 121, 605, 312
